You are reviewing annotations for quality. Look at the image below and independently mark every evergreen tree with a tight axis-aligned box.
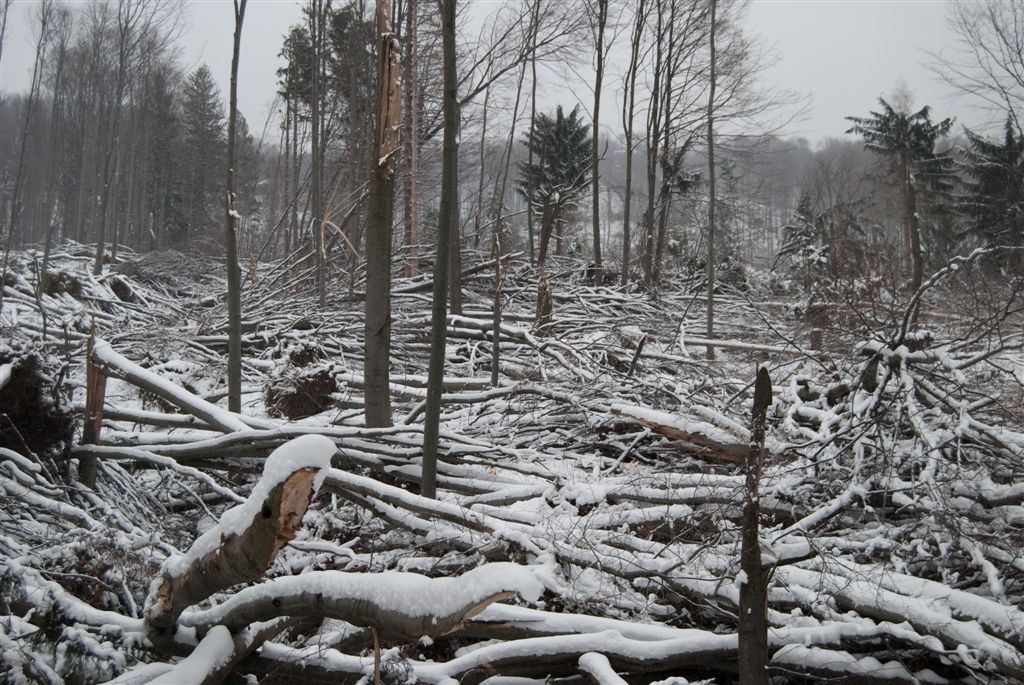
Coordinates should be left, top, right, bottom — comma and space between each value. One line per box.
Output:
181, 64, 225, 246
960, 117, 1024, 250
846, 98, 954, 291
777, 194, 867, 297
518, 105, 591, 325
277, 25, 313, 114
518, 105, 592, 262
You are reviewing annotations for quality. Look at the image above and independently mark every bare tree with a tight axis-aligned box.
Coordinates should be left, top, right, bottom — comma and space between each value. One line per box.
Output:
363, 0, 401, 428
588, 0, 609, 276
422, 0, 459, 499
0, 0, 12, 69
932, 1, 1024, 132
0, 0, 55, 319
705, 0, 717, 359
401, 0, 420, 277
225, 0, 247, 414
309, 0, 327, 308
620, 0, 647, 285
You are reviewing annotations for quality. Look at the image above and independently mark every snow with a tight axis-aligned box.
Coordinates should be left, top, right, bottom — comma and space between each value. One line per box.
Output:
149, 625, 233, 684
164, 434, 336, 578
180, 562, 544, 629
578, 652, 627, 684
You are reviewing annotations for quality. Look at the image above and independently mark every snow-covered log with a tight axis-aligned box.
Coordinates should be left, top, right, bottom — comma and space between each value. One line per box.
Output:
90, 338, 271, 433
180, 563, 543, 640
143, 435, 335, 640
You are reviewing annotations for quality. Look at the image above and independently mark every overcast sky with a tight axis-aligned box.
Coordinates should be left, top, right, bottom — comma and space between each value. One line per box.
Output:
0, 0, 989, 144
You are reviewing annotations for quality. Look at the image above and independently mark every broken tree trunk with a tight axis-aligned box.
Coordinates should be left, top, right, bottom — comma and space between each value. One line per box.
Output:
738, 366, 771, 685
90, 338, 270, 433
179, 562, 542, 640
143, 434, 335, 644
78, 331, 107, 488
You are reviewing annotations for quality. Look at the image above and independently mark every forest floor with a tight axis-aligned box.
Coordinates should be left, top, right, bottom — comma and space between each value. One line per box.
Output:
1, 242, 1022, 684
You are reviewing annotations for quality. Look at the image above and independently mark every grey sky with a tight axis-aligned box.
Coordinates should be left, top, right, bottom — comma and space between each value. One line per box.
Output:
0, 0, 989, 144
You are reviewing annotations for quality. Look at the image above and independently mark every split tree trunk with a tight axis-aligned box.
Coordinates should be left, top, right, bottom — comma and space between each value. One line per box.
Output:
364, 0, 401, 428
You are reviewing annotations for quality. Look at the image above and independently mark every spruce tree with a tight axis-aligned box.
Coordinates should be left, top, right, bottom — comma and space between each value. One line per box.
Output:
960, 117, 1024, 251
181, 65, 225, 246
846, 98, 953, 291
518, 105, 591, 260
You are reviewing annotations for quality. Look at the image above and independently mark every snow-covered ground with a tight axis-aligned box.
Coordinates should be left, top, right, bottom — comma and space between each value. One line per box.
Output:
1, 243, 1021, 684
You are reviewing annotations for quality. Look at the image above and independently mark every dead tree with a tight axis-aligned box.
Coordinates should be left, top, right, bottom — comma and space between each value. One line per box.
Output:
364, 0, 402, 428
225, 0, 247, 414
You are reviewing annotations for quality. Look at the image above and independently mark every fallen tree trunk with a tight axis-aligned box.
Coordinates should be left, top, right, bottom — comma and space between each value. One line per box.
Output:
91, 338, 271, 433
179, 563, 543, 640
143, 435, 336, 642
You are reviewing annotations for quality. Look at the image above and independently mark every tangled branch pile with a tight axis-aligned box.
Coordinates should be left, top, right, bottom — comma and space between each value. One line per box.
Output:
1, 244, 1021, 684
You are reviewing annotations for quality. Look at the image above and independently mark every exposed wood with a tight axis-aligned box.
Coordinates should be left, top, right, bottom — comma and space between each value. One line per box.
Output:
144, 465, 321, 642
78, 331, 107, 487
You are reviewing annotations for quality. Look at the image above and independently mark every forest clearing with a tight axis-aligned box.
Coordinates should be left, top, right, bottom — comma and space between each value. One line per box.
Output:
0, 240, 1021, 684
1, 0, 1022, 682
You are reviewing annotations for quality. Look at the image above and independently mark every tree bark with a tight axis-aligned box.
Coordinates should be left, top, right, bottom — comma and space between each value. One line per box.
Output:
705, 0, 717, 360
738, 366, 771, 685
225, 0, 247, 413
590, 0, 607, 275
364, 0, 402, 428
422, 0, 459, 499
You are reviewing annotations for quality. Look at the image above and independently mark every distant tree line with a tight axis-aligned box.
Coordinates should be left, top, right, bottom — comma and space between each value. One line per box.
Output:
0, 1, 267, 267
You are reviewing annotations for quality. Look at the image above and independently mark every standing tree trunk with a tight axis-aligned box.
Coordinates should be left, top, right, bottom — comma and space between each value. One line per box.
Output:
225, 0, 247, 413
738, 366, 772, 685
472, 87, 490, 249
705, 0, 717, 361
311, 0, 326, 308
902, 151, 923, 293
364, 0, 401, 428
589, 0, 608, 276
402, 0, 419, 277
421, 0, 459, 499
525, 0, 540, 267
642, 0, 664, 287
620, 0, 644, 286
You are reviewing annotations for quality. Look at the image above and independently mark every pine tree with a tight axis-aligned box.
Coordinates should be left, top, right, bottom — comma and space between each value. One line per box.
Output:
846, 98, 954, 291
960, 117, 1024, 250
181, 65, 225, 247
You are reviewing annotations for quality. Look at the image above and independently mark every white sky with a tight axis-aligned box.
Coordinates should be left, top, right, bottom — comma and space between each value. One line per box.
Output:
0, 0, 992, 144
